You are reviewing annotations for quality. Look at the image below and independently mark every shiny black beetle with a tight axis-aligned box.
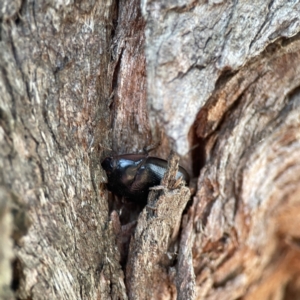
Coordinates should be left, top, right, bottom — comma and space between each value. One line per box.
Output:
101, 153, 190, 203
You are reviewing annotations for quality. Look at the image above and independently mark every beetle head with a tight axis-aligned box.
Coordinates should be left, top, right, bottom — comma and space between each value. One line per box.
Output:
101, 157, 116, 175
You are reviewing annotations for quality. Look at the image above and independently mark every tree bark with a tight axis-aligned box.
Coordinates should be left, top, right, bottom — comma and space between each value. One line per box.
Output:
0, 0, 126, 299
1, 0, 300, 300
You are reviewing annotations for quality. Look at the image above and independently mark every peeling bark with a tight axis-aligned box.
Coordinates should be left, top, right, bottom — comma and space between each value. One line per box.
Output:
126, 152, 191, 299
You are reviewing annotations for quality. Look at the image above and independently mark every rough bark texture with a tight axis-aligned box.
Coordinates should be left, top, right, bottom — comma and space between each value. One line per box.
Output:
1, 0, 300, 299
192, 42, 300, 299
0, 0, 126, 299
142, 1, 300, 299
126, 152, 191, 300
142, 0, 300, 155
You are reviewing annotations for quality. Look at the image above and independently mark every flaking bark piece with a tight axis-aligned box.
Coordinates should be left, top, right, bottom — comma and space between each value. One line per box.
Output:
126, 151, 191, 300
175, 208, 195, 300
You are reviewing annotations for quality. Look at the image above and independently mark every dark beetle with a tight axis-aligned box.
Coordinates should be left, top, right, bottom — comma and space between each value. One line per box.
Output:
101, 153, 190, 203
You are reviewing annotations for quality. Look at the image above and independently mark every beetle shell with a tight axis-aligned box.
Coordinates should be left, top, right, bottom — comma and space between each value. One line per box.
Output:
101, 153, 189, 203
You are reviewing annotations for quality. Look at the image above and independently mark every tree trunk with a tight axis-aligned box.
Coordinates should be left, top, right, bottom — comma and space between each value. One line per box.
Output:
1, 0, 300, 299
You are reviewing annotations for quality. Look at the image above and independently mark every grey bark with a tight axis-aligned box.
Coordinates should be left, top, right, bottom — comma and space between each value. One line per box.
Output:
143, 0, 300, 155
1, 0, 300, 299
